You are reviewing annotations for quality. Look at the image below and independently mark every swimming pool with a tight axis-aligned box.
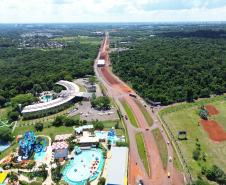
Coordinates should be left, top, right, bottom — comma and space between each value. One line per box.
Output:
95, 131, 120, 145
63, 148, 104, 185
34, 151, 47, 161
40, 95, 53, 102
0, 142, 10, 152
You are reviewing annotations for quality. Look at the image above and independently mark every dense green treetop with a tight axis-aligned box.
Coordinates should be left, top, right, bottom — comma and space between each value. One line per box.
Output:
111, 33, 226, 104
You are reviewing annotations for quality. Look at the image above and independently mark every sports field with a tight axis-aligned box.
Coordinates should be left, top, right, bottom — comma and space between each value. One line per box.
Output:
160, 96, 226, 177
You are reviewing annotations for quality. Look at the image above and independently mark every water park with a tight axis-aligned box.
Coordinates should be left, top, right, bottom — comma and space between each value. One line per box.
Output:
0, 120, 13, 153
18, 131, 46, 160
63, 148, 105, 185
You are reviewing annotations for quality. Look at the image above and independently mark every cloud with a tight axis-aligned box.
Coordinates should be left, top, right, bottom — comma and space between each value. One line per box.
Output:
0, 0, 225, 23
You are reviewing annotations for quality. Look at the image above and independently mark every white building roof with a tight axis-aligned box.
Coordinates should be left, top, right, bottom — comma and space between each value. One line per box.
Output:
97, 59, 105, 65
22, 80, 80, 114
78, 136, 99, 144
74, 125, 94, 133
106, 147, 128, 185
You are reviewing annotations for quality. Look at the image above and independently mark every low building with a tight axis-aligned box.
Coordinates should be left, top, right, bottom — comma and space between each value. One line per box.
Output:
54, 148, 68, 161
97, 59, 105, 67
74, 125, 94, 135
86, 84, 96, 92
106, 147, 128, 185
77, 136, 99, 147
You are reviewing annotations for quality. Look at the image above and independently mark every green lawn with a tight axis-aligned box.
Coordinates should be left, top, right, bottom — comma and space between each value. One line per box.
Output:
135, 132, 150, 176
102, 120, 121, 128
210, 101, 226, 130
0, 142, 18, 160
0, 106, 12, 121
134, 99, 153, 126
152, 128, 168, 169
160, 97, 226, 177
13, 124, 74, 139
53, 36, 101, 46
120, 99, 139, 128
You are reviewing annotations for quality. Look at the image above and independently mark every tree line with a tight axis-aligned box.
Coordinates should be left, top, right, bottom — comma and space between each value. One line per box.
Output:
111, 34, 226, 105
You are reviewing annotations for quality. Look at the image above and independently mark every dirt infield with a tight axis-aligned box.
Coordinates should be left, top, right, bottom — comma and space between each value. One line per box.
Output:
201, 120, 226, 142
205, 104, 219, 115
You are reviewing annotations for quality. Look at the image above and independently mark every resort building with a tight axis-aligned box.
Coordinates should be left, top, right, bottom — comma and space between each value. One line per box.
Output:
106, 147, 128, 185
22, 80, 85, 119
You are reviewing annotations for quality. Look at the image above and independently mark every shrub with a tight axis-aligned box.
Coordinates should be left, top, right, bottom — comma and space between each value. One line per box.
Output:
193, 149, 201, 161
0, 127, 13, 142
8, 111, 19, 122
92, 120, 104, 130
98, 177, 106, 185
115, 122, 119, 129
199, 106, 208, 120
52, 115, 65, 127
91, 96, 111, 110
205, 165, 226, 184
51, 163, 62, 182
116, 141, 128, 147
192, 179, 210, 185
35, 122, 44, 132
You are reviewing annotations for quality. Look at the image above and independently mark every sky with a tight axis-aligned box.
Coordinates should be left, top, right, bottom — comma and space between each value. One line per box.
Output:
0, 0, 226, 23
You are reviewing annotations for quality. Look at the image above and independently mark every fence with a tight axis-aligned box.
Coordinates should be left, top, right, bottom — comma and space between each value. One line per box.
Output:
157, 113, 193, 184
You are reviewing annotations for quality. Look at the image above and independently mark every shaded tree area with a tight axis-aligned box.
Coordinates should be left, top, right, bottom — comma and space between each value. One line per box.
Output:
111, 36, 226, 105
0, 38, 99, 101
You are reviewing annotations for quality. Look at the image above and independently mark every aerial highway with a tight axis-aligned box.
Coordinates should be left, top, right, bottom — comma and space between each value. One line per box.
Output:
94, 32, 184, 185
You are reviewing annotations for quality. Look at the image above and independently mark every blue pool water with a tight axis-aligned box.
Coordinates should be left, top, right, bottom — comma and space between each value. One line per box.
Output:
34, 151, 47, 161
63, 148, 104, 185
95, 131, 119, 145
40, 95, 53, 102
0, 142, 10, 152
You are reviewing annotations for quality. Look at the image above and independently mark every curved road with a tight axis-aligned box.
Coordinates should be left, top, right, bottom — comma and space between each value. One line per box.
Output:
94, 33, 184, 185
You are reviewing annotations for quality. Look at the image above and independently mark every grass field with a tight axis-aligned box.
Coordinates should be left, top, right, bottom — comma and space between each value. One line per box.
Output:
53, 36, 101, 46
0, 107, 12, 121
13, 124, 74, 139
134, 99, 153, 126
152, 128, 168, 169
135, 132, 150, 176
120, 99, 139, 128
102, 120, 125, 136
160, 96, 226, 177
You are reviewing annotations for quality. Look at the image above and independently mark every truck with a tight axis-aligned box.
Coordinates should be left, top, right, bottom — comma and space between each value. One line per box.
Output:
129, 93, 137, 98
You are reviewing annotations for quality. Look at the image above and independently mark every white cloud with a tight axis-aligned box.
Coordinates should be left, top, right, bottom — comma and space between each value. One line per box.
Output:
0, 0, 225, 23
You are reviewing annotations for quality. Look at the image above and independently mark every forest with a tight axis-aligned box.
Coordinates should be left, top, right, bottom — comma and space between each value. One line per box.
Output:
110, 29, 226, 105
0, 26, 101, 105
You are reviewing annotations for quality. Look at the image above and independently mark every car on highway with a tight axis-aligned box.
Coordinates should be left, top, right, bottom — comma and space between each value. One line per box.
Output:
125, 115, 128, 120
167, 172, 171, 178
137, 179, 144, 185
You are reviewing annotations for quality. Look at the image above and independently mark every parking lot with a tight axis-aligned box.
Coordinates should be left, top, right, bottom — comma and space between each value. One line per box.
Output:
68, 101, 118, 121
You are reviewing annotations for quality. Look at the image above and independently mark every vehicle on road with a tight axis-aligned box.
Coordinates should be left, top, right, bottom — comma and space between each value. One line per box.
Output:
168, 172, 171, 178
129, 93, 137, 98
125, 115, 128, 120
137, 179, 144, 185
